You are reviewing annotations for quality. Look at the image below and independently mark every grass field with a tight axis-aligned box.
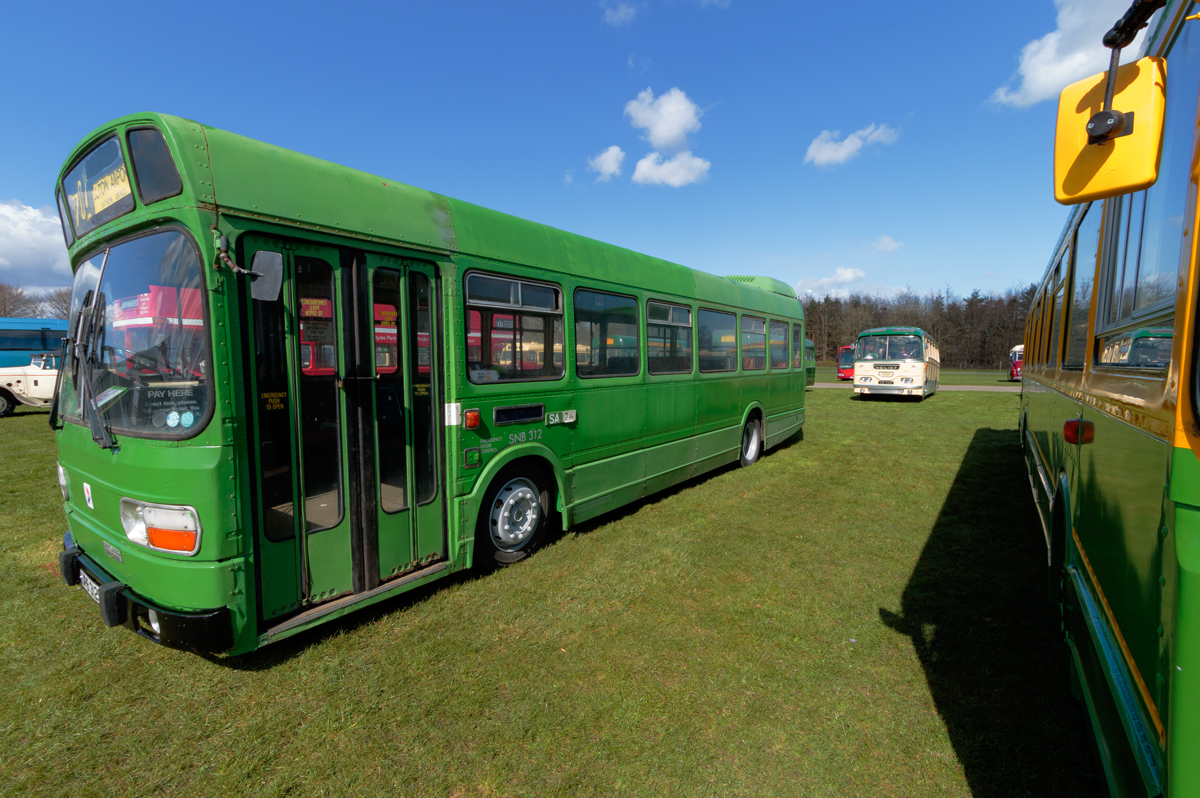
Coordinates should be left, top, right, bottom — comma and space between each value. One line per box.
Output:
814, 366, 1015, 386
0, 393, 1101, 797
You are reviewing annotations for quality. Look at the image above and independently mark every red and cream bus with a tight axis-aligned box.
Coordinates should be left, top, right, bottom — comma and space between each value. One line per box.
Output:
1008, 344, 1024, 382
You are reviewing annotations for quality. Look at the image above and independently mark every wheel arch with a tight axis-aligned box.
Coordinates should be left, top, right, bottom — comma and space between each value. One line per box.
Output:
740, 402, 764, 430
462, 443, 567, 532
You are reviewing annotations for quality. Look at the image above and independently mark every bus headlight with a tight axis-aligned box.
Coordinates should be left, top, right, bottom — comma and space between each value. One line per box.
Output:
119, 499, 202, 555
56, 462, 70, 501
901, 377, 913, 384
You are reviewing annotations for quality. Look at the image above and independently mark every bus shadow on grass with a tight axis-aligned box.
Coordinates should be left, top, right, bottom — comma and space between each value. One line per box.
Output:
878, 427, 1103, 797
218, 429, 804, 671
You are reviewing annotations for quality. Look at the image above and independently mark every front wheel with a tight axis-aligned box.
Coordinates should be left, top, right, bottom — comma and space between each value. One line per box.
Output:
476, 467, 552, 567
0, 391, 14, 418
739, 417, 762, 468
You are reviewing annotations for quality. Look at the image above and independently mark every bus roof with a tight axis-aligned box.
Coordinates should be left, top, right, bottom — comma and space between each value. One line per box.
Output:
856, 327, 929, 339
58, 113, 800, 319
0, 317, 68, 330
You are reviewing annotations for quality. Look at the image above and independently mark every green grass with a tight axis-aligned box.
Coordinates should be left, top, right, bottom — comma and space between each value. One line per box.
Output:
1, 393, 1100, 796
815, 366, 1014, 386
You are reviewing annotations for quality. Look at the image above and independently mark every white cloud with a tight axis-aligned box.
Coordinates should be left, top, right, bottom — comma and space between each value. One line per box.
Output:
804, 124, 898, 167
872, 235, 903, 253
631, 151, 710, 187
795, 267, 867, 297
625, 87, 703, 152
627, 53, 652, 72
0, 200, 71, 289
991, 0, 1151, 108
588, 145, 626, 182
564, 170, 575, 185
603, 2, 636, 26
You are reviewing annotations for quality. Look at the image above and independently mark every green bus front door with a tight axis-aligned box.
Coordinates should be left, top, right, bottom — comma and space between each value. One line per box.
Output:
246, 237, 445, 626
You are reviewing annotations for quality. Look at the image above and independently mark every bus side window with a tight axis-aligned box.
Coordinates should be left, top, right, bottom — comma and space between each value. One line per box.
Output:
575, 289, 640, 377
647, 301, 693, 374
1095, 18, 1199, 344
768, 321, 789, 369
1048, 251, 1066, 370
699, 310, 737, 372
792, 324, 803, 369
465, 272, 564, 383
740, 316, 766, 371
1064, 203, 1101, 368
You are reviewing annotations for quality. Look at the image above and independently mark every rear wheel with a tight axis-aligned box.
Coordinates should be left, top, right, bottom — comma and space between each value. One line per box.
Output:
0, 391, 14, 418
476, 466, 552, 567
739, 417, 762, 467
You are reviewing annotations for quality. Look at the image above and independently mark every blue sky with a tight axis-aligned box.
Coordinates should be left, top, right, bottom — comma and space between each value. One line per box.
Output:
0, 0, 1150, 297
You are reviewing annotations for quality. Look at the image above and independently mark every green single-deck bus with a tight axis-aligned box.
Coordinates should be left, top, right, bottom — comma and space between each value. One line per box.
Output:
1024, 0, 1200, 794
49, 113, 807, 656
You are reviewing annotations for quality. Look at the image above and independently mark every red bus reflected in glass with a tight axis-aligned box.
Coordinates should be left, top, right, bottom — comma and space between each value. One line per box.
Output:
374, 303, 398, 375
110, 285, 205, 379
299, 297, 336, 376
466, 310, 548, 375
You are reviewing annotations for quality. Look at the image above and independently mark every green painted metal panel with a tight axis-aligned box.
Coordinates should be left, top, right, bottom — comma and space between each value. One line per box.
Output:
1172, 502, 1200, 796
1077, 407, 1170, 707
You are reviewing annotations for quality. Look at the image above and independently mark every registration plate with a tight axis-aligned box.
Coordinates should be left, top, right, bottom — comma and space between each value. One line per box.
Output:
79, 569, 102, 605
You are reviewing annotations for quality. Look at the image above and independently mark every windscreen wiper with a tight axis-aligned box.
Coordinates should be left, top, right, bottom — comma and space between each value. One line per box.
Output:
70, 248, 116, 450
78, 291, 116, 450
48, 337, 68, 430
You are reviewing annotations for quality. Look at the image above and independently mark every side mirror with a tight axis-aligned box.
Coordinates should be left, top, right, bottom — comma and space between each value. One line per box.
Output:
249, 251, 284, 302
1054, 56, 1166, 205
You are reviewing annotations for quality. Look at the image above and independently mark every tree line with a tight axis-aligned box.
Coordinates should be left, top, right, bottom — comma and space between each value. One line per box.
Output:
801, 285, 1036, 370
4, 277, 1037, 369
1, 281, 72, 319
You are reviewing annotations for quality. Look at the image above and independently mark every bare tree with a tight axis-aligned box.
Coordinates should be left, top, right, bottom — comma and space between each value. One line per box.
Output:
0, 282, 41, 317
39, 287, 73, 319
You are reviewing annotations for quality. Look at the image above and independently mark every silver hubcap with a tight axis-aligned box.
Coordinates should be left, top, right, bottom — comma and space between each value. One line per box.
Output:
743, 422, 760, 461
490, 478, 541, 551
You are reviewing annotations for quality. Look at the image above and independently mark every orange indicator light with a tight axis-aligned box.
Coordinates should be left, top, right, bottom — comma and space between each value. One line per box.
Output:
464, 409, 481, 429
147, 527, 198, 553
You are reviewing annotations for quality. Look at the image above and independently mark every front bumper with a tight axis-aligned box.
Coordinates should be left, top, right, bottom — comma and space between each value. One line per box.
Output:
60, 532, 233, 653
855, 384, 924, 395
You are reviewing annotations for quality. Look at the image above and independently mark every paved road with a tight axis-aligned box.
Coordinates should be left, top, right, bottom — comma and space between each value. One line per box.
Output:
813, 382, 1021, 393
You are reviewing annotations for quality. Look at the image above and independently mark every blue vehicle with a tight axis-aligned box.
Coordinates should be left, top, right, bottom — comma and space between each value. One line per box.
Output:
0, 317, 68, 368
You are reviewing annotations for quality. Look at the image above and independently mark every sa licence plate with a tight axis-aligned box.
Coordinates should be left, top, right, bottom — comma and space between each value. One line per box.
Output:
79, 569, 102, 605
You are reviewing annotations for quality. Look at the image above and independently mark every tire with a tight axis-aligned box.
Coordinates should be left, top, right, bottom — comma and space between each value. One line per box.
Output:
475, 466, 552, 567
739, 416, 762, 468
0, 391, 14, 418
